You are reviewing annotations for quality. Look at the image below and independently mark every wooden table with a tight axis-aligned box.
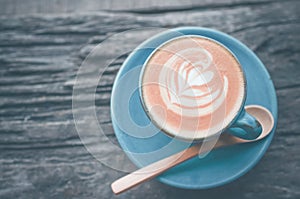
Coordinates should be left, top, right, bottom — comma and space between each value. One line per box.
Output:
0, 1, 299, 198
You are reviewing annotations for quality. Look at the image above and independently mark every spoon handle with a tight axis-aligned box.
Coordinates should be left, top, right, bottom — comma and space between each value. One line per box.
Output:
111, 142, 225, 195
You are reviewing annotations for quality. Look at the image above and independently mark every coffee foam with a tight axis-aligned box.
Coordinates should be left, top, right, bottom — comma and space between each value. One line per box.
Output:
141, 36, 245, 140
158, 47, 228, 117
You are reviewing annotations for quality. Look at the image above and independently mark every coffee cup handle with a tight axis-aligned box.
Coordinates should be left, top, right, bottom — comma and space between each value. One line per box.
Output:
227, 108, 262, 140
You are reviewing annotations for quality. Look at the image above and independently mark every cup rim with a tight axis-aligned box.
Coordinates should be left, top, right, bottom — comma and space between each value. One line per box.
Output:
139, 34, 247, 142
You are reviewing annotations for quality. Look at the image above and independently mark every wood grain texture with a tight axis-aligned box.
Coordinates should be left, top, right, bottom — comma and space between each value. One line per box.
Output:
0, 0, 299, 198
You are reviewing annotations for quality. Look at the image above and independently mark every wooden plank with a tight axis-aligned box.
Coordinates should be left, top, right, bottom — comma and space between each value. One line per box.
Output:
0, 0, 298, 15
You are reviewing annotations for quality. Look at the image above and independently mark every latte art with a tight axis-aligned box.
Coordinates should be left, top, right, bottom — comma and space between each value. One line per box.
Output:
141, 36, 245, 139
159, 47, 228, 117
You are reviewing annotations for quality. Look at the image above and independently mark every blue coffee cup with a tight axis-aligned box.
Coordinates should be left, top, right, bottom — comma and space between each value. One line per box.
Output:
139, 34, 262, 141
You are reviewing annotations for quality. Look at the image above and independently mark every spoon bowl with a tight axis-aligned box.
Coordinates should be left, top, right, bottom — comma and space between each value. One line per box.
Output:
245, 105, 274, 140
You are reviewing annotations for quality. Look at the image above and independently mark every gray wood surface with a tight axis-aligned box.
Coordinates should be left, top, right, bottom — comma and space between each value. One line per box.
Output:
0, 0, 299, 198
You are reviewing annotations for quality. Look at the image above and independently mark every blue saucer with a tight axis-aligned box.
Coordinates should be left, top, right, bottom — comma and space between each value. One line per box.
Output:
111, 27, 278, 189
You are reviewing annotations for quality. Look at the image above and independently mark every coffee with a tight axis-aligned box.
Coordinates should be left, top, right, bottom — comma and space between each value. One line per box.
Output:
141, 36, 245, 140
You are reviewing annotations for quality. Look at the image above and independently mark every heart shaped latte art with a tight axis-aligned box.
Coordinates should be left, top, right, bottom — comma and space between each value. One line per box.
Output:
158, 47, 228, 117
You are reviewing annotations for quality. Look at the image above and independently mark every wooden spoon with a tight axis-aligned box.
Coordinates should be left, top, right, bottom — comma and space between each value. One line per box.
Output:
111, 105, 275, 194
